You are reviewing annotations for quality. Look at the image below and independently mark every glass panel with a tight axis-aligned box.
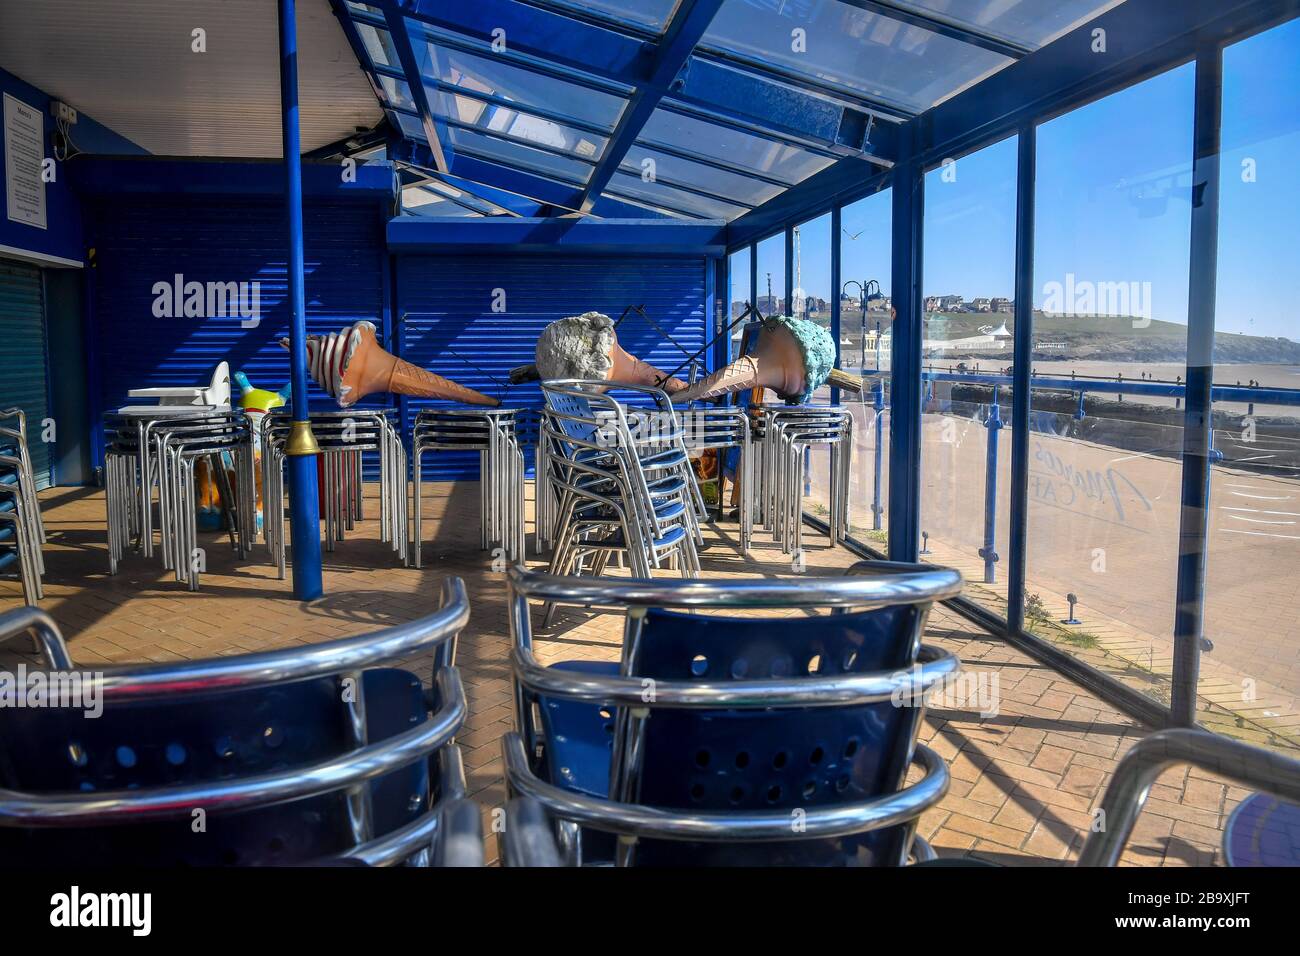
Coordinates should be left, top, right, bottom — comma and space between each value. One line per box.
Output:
622, 146, 781, 206
728, 246, 751, 323
541, 0, 682, 31
1029, 64, 1194, 706
395, 111, 427, 143
792, 213, 831, 328
402, 185, 481, 218
639, 110, 834, 185
431, 91, 608, 161
607, 172, 748, 219
839, 189, 892, 552
449, 127, 593, 184
345, 2, 385, 16
755, 232, 786, 318
921, 135, 1018, 617
378, 75, 416, 112
888, 1, 1124, 49
355, 22, 400, 69
419, 37, 628, 131
702, 0, 1013, 112
1206, 19, 1300, 753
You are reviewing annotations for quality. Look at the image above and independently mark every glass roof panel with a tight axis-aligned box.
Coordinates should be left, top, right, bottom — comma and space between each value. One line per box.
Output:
622, 146, 782, 206
416, 35, 628, 131
540, 0, 684, 32
355, 22, 401, 70
403, 185, 483, 218
637, 109, 835, 185
377, 75, 416, 113
449, 127, 594, 184
701, 0, 1014, 112
395, 111, 428, 143
888, 1, 1125, 50
432, 91, 608, 160
608, 172, 748, 219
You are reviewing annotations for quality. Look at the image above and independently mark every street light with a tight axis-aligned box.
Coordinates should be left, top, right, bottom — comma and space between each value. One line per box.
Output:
842, 278, 882, 372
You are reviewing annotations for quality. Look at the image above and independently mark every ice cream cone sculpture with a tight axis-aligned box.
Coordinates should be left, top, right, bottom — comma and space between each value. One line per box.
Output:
284, 320, 498, 408
529, 312, 689, 392
672, 315, 863, 405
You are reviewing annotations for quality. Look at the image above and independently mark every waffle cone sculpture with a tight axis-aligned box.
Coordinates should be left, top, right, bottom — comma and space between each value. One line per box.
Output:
672, 316, 863, 404
534, 312, 689, 393
283, 321, 498, 408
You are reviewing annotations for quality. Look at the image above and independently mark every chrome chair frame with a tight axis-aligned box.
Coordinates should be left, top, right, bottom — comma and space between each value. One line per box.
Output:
751, 405, 852, 555
411, 408, 525, 568
0, 415, 45, 602
679, 406, 753, 552
540, 381, 700, 584
0, 579, 479, 867
502, 564, 963, 866
261, 410, 408, 576
1078, 728, 1300, 867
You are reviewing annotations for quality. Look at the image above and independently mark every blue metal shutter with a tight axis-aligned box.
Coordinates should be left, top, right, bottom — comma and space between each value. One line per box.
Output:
0, 259, 51, 488
396, 255, 707, 480
87, 197, 389, 470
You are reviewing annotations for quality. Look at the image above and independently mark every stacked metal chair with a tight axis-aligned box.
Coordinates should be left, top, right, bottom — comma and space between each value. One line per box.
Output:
538, 381, 701, 592
499, 562, 963, 866
411, 408, 525, 568
104, 408, 253, 590
752, 404, 853, 555
0, 408, 45, 603
0, 580, 481, 867
261, 409, 407, 576
679, 406, 753, 551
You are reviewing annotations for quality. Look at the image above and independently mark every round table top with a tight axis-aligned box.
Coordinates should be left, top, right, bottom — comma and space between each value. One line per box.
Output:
1222, 792, 1300, 867
107, 405, 235, 420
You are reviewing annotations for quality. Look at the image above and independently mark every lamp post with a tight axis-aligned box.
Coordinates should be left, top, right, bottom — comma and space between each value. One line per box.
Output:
842, 279, 882, 374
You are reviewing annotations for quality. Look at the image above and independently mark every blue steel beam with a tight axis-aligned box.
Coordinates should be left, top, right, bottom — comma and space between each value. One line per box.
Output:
577, 0, 727, 212
1171, 42, 1223, 727
887, 126, 922, 564
386, 216, 725, 255
669, 59, 896, 162
277, 0, 324, 601
1006, 124, 1035, 635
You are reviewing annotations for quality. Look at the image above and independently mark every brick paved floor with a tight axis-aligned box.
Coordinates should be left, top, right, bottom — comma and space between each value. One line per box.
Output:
0, 482, 1252, 866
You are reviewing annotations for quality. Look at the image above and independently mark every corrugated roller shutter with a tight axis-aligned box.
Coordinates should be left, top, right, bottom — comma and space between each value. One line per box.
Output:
397, 255, 706, 480
0, 260, 51, 488
88, 197, 389, 472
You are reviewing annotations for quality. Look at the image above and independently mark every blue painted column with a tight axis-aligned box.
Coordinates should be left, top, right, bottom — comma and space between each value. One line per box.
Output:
980, 388, 1003, 584
278, 0, 323, 600
887, 127, 923, 562
1171, 43, 1223, 726
1006, 124, 1036, 633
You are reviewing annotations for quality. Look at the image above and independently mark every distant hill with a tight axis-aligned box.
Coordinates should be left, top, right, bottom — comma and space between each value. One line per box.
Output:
915, 311, 1300, 363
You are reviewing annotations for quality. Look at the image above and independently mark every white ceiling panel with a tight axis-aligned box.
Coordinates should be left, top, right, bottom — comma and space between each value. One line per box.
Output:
0, 0, 382, 156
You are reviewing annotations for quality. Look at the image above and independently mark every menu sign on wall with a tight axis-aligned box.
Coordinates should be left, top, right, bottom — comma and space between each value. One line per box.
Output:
4, 92, 47, 230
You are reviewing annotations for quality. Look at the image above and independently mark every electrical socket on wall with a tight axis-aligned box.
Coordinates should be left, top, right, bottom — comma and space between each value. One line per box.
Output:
50, 100, 78, 125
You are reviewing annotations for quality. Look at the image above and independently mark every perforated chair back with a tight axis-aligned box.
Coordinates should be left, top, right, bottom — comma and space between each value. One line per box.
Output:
628, 604, 922, 865
0, 581, 474, 867
505, 566, 963, 867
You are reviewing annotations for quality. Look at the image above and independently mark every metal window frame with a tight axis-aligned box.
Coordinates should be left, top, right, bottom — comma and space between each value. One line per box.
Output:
721, 2, 1300, 733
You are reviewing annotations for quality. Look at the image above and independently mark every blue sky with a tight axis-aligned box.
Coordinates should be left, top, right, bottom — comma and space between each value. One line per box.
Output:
738, 16, 1300, 342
